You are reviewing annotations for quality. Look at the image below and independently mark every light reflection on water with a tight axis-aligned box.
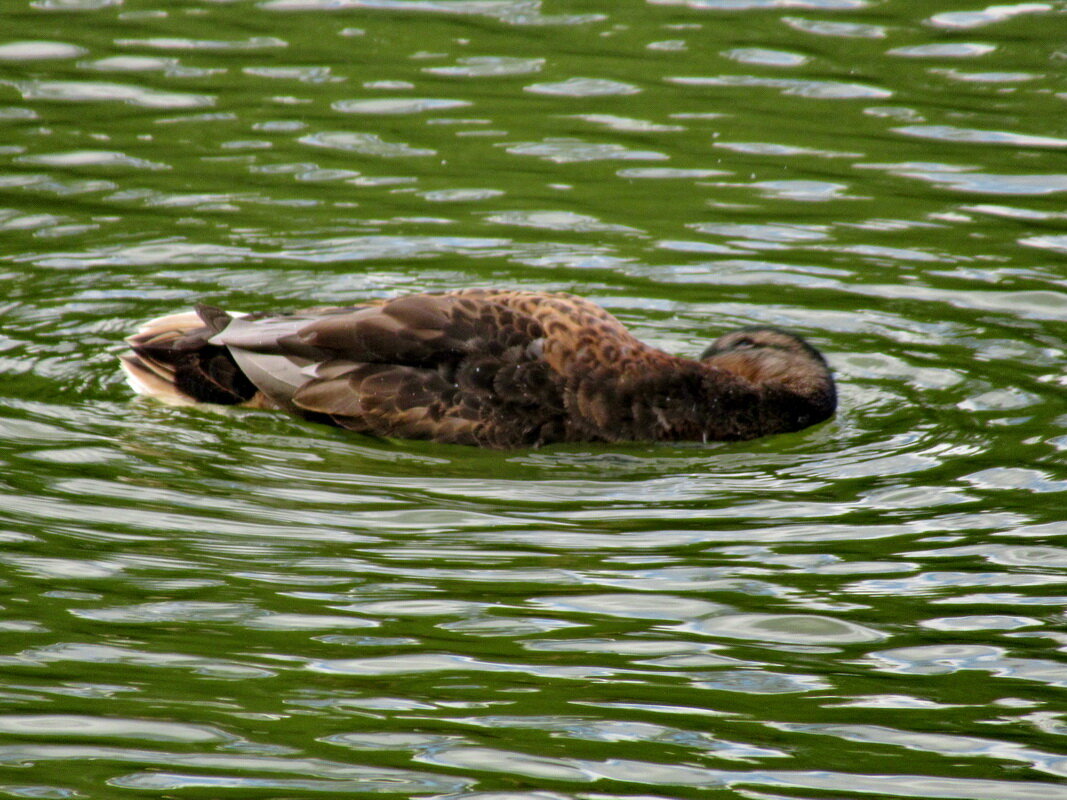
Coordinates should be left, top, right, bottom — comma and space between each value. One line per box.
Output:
1, 0, 1066, 798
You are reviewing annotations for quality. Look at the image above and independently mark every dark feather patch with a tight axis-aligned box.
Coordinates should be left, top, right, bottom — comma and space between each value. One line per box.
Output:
125, 290, 836, 448
127, 312, 258, 406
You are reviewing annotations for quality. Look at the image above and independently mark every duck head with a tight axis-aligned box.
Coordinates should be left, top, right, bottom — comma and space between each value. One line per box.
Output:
700, 325, 837, 433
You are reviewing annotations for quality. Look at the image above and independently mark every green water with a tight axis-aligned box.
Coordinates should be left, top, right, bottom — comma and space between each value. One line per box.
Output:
2, 0, 1066, 798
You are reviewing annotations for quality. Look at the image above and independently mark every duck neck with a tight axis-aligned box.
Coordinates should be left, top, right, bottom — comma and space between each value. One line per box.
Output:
570, 356, 834, 443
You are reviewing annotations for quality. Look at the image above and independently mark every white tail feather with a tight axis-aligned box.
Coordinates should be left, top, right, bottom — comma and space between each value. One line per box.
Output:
121, 308, 247, 404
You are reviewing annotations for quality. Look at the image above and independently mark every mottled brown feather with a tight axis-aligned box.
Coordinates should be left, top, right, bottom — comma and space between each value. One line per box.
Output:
122, 290, 836, 448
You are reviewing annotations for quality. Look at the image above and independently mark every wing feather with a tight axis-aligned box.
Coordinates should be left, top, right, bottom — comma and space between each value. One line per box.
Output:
185, 292, 583, 445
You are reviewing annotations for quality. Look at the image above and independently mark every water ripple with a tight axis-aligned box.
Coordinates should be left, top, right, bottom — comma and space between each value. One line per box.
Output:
888, 43, 998, 58
425, 56, 545, 77
524, 78, 641, 96
115, 36, 288, 50
5, 80, 214, 108
0, 715, 233, 744
682, 613, 888, 645
333, 97, 472, 114
262, 0, 605, 25
298, 131, 436, 156
928, 3, 1052, 29
0, 41, 87, 60
2, 2, 1065, 798
893, 125, 1067, 148
17, 151, 171, 170
670, 74, 892, 99
503, 139, 667, 163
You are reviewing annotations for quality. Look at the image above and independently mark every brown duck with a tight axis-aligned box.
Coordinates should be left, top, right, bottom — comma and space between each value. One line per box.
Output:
120, 289, 836, 448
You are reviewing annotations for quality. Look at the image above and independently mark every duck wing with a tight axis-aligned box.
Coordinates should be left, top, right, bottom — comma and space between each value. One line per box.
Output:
210, 292, 566, 447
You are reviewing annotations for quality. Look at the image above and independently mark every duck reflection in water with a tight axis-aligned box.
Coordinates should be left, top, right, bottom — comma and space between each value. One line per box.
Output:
121, 289, 836, 449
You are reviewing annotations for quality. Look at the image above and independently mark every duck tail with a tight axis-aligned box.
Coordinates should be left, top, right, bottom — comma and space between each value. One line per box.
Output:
120, 306, 259, 406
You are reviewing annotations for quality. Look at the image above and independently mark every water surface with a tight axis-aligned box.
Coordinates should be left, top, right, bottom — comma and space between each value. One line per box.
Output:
1, 1, 1066, 798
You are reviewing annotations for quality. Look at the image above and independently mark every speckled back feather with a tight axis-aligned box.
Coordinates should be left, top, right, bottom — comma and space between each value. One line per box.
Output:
121, 290, 836, 448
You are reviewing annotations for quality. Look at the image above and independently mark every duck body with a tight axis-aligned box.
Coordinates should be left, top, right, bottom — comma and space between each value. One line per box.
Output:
121, 289, 836, 448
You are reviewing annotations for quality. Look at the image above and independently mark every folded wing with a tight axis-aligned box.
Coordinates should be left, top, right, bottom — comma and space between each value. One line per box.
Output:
207, 292, 566, 447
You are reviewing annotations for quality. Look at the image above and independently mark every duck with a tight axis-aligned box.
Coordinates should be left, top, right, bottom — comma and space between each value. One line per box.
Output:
120, 289, 836, 448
